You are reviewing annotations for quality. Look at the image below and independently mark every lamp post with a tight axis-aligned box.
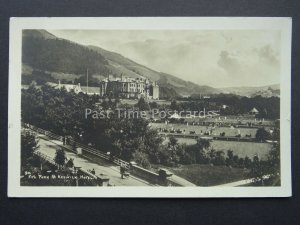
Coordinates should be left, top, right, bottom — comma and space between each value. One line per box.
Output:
72, 125, 77, 151
74, 166, 81, 186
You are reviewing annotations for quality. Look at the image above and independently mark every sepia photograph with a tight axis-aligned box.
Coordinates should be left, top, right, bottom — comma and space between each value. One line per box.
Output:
8, 17, 292, 197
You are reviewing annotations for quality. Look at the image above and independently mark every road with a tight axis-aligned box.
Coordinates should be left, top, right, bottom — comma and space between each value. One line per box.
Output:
36, 133, 153, 186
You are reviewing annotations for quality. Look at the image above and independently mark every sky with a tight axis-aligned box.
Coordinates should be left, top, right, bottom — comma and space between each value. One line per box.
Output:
49, 29, 281, 88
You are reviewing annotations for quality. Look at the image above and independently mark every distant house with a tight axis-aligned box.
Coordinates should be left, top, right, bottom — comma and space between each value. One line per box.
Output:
47, 81, 83, 94
222, 104, 229, 109
249, 107, 259, 115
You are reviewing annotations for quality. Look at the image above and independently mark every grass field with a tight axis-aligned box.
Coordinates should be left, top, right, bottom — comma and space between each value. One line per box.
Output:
174, 138, 272, 160
166, 164, 249, 186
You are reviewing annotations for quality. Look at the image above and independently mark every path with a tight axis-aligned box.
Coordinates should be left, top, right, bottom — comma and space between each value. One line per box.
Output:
36, 133, 153, 186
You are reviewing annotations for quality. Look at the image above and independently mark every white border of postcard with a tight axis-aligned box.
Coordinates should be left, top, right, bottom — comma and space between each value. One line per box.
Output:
8, 17, 292, 197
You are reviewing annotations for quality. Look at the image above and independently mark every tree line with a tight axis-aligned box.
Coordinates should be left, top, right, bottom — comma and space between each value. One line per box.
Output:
22, 84, 280, 185
168, 95, 280, 119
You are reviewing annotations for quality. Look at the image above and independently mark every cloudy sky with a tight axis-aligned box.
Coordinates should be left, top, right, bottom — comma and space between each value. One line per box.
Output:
49, 30, 280, 88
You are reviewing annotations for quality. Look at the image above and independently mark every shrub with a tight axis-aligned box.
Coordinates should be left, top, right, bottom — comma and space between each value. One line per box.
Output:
133, 151, 151, 169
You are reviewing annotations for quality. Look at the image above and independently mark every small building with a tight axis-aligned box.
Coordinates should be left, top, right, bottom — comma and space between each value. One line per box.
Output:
222, 104, 229, 109
249, 107, 259, 115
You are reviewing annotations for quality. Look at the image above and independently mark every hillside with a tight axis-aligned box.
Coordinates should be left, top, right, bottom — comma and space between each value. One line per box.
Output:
22, 30, 219, 98
22, 30, 109, 76
23, 29, 57, 40
21, 30, 279, 98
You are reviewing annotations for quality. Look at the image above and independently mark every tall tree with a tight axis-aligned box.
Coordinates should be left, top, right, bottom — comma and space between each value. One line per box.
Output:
54, 148, 66, 168
249, 155, 266, 185
255, 128, 271, 142
136, 97, 150, 111
195, 138, 211, 163
21, 132, 39, 166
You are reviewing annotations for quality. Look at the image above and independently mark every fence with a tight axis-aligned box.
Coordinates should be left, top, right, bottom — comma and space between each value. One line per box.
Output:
34, 151, 57, 166
23, 123, 130, 169
159, 132, 259, 143
23, 123, 194, 186
33, 150, 110, 186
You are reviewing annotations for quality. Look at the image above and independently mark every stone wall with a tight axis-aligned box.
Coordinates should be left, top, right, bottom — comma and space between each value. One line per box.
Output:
129, 163, 161, 185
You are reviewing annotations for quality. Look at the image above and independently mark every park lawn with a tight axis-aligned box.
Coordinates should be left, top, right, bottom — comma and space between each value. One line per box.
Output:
167, 164, 249, 186
210, 140, 271, 160
174, 138, 272, 160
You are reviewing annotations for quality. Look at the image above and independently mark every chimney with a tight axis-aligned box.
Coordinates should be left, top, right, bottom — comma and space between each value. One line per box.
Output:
58, 80, 61, 89
78, 83, 81, 88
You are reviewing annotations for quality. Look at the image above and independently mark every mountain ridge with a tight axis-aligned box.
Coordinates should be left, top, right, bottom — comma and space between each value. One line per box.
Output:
219, 83, 280, 97
21, 29, 279, 98
22, 29, 219, 98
